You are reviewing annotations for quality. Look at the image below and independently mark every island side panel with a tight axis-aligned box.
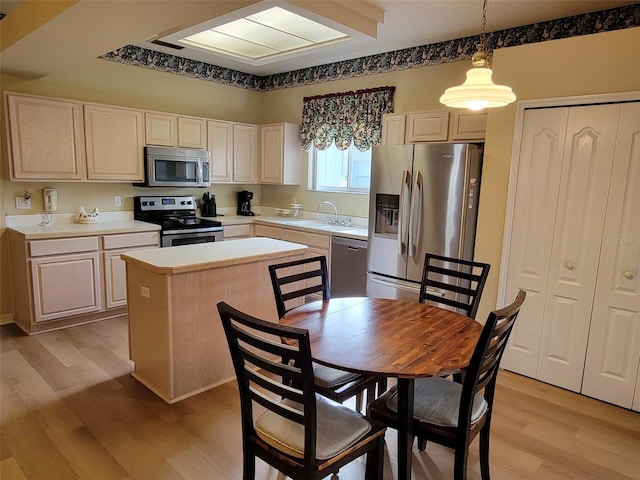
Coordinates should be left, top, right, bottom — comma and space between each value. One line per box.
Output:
126, 262, 173, 402
169, 253, 304, 400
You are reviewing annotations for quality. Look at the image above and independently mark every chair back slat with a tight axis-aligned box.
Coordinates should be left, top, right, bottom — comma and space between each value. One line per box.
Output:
218, 301, 318, 462
269, 256, 330, 317
248, 387, 306, 425
459, 291, 526, 426
419, 253, 490, 319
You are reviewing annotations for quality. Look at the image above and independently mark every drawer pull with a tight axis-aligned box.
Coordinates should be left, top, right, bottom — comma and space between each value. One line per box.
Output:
624, 271, 634, 280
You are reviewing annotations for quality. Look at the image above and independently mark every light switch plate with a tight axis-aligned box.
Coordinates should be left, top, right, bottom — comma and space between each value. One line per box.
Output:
114, 195, 122, 207
15, 197, 31, 209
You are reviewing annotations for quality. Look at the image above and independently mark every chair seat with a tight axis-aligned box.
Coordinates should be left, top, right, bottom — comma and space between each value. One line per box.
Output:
255, 394, 373, 460
386, 377, 488, 427
313, 362, 361, 388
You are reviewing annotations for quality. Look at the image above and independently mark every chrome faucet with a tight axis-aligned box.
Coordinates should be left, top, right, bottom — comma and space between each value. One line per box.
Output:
317, 201, 339, 224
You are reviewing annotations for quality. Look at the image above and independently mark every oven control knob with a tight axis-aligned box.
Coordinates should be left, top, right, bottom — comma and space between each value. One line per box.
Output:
142, 201, 148, 206
149, 201, 156, 206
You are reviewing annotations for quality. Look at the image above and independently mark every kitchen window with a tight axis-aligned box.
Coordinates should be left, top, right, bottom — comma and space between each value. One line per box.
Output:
309, 142, 371, 193
301, 86, 394, 194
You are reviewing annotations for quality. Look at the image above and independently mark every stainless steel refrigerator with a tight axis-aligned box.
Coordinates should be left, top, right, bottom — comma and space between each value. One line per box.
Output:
366, 143, 482, 301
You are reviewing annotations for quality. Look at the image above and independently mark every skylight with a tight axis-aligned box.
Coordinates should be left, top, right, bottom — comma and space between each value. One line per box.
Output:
178, 6, 349, 61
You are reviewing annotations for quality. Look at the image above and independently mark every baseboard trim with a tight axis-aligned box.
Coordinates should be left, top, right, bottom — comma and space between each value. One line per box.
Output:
0, 313, 15, 325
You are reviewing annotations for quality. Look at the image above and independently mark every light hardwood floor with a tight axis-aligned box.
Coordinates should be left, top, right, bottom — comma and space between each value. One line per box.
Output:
1, 316, 639, 480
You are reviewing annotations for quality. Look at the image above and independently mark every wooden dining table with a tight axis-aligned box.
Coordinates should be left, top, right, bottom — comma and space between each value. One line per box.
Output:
280, 296, 483, 480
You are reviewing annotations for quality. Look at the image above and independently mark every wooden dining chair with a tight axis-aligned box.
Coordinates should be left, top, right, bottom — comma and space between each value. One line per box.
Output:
217, 302, 387, 480
367, 290, 526, 480
419, 253, 491, 320
268, 256, 383, 412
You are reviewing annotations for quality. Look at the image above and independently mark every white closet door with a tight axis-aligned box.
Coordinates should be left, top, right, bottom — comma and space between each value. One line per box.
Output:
536, 104, 621, 392
502, 108, 568, 377
582, 102, 640, 408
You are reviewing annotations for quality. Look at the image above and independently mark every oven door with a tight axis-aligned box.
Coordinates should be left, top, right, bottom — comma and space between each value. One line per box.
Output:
161, 229, 223, 247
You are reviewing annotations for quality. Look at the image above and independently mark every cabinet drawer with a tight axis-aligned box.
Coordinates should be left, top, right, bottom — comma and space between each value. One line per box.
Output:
30, 237, 99, 257
224, 224, 253, 238
282, 230, 330, 249
255, 225, 282, 239
103, 232, 159, 250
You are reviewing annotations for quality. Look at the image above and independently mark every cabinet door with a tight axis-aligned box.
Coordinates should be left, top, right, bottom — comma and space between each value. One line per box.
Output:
450, 111, 487, 141
260, 124, 284, 184
582, 102, 640, 408
207, 120, 233, 183
7, 94, 86, 180
145, 112, 177, 146
84, 104, 144, 181
31, 252, 102, 322
502, 108, 569, 378
381, 114, 406, 145
178, 116, 206, 149
405, 110, 449, 142
536, 104, 620, 392
233, 123, 258, 183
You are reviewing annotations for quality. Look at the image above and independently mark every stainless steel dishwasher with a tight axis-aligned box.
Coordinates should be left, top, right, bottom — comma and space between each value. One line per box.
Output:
330, 236, 368, 297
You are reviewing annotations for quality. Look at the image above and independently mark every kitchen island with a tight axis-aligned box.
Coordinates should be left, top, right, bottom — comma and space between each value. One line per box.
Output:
121, 237, 308, 403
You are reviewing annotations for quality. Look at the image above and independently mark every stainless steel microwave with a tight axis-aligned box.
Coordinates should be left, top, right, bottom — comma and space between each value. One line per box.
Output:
139, 146, 210, 187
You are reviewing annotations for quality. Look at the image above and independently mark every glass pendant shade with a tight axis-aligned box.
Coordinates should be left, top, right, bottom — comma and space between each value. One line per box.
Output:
440, 66, 516, 110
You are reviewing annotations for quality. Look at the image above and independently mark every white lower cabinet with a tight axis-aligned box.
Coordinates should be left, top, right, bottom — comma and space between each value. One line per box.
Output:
102, 232, 160, 308
10, 229, 159, 334
502, 101, 640, 411
31, 251, 102, 322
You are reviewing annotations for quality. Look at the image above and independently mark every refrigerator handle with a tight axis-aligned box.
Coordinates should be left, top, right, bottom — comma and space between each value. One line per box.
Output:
398, 169, 411, 255
408, 169, 423, 257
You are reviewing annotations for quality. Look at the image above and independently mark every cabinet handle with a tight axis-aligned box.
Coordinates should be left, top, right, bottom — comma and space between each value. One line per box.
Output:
624, 271, 634, 280
565, 262, 575, 270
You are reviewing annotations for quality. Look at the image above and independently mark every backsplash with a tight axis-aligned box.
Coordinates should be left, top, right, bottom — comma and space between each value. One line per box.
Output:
101, 4, 640, 92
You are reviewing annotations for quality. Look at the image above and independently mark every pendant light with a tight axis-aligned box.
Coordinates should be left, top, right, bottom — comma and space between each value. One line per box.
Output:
440, 0, 516, 110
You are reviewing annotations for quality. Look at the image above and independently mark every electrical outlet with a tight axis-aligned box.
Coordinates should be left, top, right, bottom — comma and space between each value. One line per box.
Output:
15, 197, 31, 209
114, 195, 122, 207
140, 285, 150, 298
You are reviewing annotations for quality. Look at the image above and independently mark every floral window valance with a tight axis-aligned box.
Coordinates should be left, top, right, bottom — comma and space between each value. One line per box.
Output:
300, 86, 395, 151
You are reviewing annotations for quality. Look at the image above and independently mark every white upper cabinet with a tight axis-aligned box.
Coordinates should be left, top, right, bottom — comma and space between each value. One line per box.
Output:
145, 112, 178, 147
84, 104, 144, 182
449, 111, 488, 141
259, 123, 301, 185
177, 116, 207, 149
207, 120, 233, 183
6, 93, 87, 181
207, 120, 258, 184
405, 109, 450, 142
381, 109, 487, 145
145, 112, 207, 149
232, 123, 258, 184
381, 114, 406, 145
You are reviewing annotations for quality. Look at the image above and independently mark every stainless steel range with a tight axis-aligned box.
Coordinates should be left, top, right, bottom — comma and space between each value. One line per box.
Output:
134, 195, 223, 247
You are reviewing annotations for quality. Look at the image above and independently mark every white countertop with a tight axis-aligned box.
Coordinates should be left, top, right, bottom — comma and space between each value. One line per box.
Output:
121, 237, 308, 274
9, 220, 160, 239
216, 215, 368, 240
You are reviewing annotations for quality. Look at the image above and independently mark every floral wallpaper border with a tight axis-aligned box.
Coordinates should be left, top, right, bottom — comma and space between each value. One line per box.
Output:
101, 4, 640, 92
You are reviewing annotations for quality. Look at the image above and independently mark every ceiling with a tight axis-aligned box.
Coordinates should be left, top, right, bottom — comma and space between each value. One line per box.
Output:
1, 0, 637, 78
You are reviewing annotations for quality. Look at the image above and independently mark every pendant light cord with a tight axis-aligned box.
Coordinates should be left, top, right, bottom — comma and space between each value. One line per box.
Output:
479, 0, 487, 53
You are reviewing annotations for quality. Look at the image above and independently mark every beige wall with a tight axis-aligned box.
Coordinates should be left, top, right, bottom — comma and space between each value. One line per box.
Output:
2, 26, 639, 322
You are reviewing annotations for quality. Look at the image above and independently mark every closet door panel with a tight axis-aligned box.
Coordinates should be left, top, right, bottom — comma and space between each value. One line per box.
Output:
582, 102, 640, 408
502, 108, 568, 377
537, 104, 621, 391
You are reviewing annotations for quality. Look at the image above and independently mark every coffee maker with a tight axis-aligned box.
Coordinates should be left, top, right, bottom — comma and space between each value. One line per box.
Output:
237, 190, 255, 216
